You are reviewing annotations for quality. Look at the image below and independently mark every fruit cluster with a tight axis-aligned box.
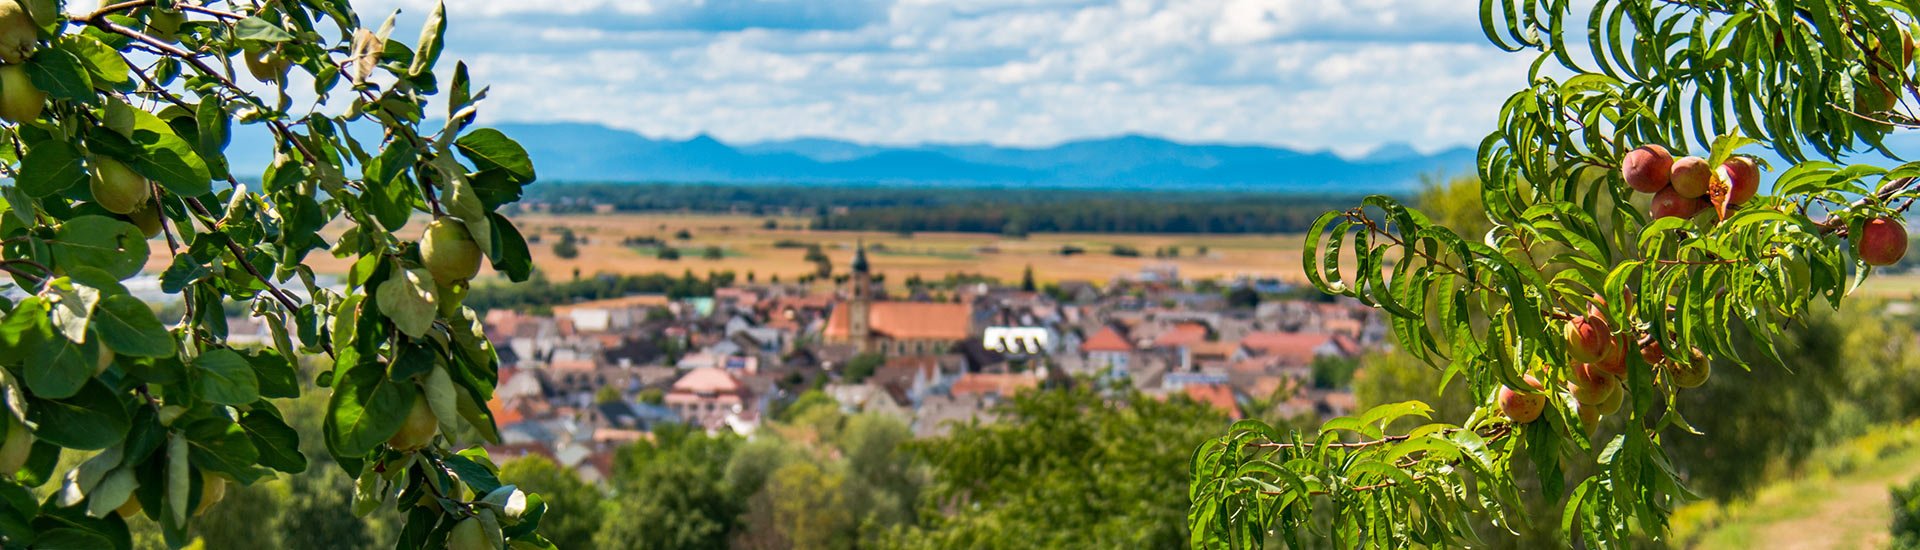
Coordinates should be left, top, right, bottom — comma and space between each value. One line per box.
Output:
1621, 144, 1761, 221
1499, 297, 1711, 433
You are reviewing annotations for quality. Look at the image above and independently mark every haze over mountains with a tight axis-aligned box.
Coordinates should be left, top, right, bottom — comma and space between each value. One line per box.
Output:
222, 122, 1920, 192
480, 122, 1478, 191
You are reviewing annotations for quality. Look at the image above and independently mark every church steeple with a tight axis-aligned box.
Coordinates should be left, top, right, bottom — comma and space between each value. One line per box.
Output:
852, 239, 870, 275
848, 241, 873, 350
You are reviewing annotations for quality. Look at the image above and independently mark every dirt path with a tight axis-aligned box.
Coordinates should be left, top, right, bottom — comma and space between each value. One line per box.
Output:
1735, 458, 1920, 549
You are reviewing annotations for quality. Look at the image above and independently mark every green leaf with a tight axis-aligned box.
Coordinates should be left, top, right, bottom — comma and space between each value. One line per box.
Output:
56, 35, 130, 87
376, 268, 437, 338
21, 318, 89, 399
26, 47, 94, 105
487, 213, 531, 283
239, 406, 306, 474
126, 108, 212, 196
182, 416, 260, 483
157, 255, 206, 294
454, 128, 534, 184
409, 1, 446, 76
246, 349, 298, 399
326, 360, 414, 457
91, 295, 173, 358
52, 216, 148, 281
193, 349, 259, 406
234, 16, 295, 42
28, 380, 129, 450
17, 141, 87, 197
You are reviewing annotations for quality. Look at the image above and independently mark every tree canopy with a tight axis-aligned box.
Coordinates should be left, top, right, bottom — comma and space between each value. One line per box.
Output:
0, 0, 546, 547
1191, 1, 1920, 547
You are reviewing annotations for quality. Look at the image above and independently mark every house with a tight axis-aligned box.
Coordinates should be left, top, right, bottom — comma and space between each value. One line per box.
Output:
665, 367, 755, 432
823, 244, 974, 356
1080, 325, 1135, 374
1241, 331, 1357, 368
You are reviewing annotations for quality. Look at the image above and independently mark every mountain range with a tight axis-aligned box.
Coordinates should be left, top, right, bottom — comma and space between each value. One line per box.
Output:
222, 121, 1920, 192
463, 122, 1477, 191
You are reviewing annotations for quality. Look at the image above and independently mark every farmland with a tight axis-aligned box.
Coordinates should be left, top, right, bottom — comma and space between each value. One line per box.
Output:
147, 212, 1310, 286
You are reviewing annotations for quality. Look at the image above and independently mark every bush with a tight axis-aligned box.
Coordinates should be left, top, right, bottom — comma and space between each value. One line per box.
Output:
1894, 479, 1920, 549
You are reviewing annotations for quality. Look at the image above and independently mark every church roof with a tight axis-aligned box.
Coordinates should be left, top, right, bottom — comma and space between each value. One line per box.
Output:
824, 301, 971, 341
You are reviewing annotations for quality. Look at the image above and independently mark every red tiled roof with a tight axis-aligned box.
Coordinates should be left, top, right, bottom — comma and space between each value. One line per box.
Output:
1081, 326, 1132, 353
1183, 384, 1242, 420
949, 373, 1039, 397
672, 367, 745, 394
1154, 323, 1208, 348
1241, 331, 1335, 365
549, 358, 598, 372
825, 301, 971, 341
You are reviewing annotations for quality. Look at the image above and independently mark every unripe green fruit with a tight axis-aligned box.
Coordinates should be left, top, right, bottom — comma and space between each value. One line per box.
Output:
436, 281, 469, 318
1669, 349, 1711, 388
89, 157, 151, 215
115, 496, 142, 519
95, 346, 116, 376
1573, 400, 1600, 437
0, 415, 29, 474
146, 9, 185, 43
243, 45, 291, 83
387, 397, 438, 451
0, 63, 45, 123
1498, 375, 1546, 424
0, 0, 36, 64
1597, 383, 1624, 415
422, 218, 484, 284
195, 472, 226, 516
448, 517, 491, 550
1669, 156, 1712, 198
127, 203, 163, 239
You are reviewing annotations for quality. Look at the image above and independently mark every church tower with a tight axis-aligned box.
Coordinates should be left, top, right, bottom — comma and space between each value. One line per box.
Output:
848, 241, 872, 351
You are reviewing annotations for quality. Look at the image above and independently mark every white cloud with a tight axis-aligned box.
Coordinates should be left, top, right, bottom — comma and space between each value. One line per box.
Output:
379, 0, 1529, 153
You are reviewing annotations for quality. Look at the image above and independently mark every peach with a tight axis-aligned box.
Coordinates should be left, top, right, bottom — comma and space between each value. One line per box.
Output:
1622, 145, 1673, 193
1670, 156, 1712, 198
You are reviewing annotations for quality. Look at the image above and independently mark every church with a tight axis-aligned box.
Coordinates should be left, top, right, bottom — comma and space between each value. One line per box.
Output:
823, 244, 973, 356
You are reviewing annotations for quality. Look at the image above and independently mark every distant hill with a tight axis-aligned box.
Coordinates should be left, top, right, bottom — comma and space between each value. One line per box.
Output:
220, 121, 1920, 192
483, 122, 1477, 192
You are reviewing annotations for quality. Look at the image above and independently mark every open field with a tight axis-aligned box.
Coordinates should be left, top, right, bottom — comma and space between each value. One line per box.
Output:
146, 212, 1314, 286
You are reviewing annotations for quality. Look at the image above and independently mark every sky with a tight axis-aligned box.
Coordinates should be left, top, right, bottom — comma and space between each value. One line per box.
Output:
353, 0, 1531, 156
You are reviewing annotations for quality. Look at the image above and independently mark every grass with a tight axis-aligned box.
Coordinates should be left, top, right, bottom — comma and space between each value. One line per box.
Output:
1672, 421, 1920, 549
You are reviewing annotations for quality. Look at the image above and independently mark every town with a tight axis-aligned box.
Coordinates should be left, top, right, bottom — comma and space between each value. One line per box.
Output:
389, 244, 1388, 485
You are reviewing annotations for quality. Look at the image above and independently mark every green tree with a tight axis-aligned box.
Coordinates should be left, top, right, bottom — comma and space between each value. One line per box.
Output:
1192, 2, 1920, 547
501, 456, 605, 550
0, 1, 545, 548
891, 386, 1228, 548
552, 228, 581, 259
841, 352, 887, 384
595, 427, 743, 550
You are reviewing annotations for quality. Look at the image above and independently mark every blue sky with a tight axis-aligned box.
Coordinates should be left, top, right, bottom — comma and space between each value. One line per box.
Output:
359, 1, 1526, 156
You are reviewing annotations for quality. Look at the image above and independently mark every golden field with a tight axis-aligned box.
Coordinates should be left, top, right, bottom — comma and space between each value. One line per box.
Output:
139, 211, 1920, 297
135, 212, 1306, 286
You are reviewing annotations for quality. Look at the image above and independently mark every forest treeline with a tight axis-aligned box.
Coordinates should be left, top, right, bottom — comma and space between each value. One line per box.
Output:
520, 183, 1369, 235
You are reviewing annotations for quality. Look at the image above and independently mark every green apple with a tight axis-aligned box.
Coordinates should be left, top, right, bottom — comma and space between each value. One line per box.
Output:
422, 218, 484, 284
0, 63, 45, 123
0, 0, 37, 64
89, 157, 151, 215
387, 397, 438, 451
